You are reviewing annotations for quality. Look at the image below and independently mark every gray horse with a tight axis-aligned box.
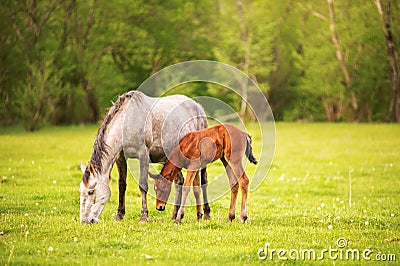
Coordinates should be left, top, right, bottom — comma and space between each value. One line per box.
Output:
79, 90, 210, 223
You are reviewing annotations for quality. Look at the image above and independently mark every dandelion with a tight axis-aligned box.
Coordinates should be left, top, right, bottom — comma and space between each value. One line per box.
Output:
328, 225, 333, 230
295, 193, 299, 198
336, 198, 340, 202
73, 237, 78, 243
36, 203, 39, 206
48, 246, 54, 252
363, 209, 367, 213
365, 221, 369, 226
217, 237, 221, 241
320, 203, 325, 208
142, 254, 152, 259
390, 213, 395, 217
53, 180, 57, 184
25, 213, 29, 217
271, 198, 276, 203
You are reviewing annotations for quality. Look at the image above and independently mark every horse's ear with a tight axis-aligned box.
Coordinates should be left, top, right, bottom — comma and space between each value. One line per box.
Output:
80, 162, 86, 174
88, 163, 95, 174
149, 172, 159, 180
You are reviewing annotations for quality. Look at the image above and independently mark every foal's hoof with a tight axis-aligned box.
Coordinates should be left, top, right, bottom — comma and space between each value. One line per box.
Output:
204, 213, 211, 221
228, 214, 235, 222
197, 212, 203, 221
239, 216, 248, 223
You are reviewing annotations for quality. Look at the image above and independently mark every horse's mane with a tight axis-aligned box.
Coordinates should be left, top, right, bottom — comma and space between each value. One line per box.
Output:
89, 90, 143, 173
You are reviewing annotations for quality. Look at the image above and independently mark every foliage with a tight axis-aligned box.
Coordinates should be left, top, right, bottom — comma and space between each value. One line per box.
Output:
0, 123, 399, 264
0, 0, 399, 128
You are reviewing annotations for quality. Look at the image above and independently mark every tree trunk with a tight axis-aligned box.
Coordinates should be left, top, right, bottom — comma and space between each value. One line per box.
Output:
237, 0, 250, 120
375, 0, 400, 122
83, 79, 99, 123
327, 0, 359, 120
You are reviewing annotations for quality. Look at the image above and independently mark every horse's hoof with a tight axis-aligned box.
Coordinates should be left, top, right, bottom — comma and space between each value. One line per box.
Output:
228, 214, 235, 222
197, 212, 203, 221
115, 214, 124, 221
139, 217, 148, 224
174, 220, 181, 225
203, 213, 211, 221
239, 216, 248, 223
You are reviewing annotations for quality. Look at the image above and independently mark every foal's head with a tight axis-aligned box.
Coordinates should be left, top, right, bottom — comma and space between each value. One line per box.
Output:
149, 173, 173, 211
79, 163, 111, 223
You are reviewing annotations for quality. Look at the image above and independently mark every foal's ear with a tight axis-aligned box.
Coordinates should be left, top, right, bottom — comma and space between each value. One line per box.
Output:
80, 162, 86, 174
149, 172, 159, 180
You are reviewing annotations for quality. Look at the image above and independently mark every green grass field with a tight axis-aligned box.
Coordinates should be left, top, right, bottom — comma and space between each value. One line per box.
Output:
1, 123, 399, 265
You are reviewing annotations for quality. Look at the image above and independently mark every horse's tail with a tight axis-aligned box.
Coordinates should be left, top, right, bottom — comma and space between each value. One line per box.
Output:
245, 134, 258, 165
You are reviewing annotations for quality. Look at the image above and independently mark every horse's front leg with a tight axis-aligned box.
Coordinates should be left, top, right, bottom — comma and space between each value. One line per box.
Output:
116, 152, 127, 221
176, 170, 197, 224
172, 171, 184, 220
139, 154, 150, 223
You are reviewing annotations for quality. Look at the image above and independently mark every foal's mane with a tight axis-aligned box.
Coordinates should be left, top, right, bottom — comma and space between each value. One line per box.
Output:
88, 90, 143, 173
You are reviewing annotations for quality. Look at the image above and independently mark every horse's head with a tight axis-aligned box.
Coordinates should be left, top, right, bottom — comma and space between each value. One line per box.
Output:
149, 173, 172, 211
79, 162, 111, 223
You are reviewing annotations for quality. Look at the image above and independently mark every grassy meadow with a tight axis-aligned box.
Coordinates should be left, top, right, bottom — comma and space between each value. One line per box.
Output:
0, 123, 399, 265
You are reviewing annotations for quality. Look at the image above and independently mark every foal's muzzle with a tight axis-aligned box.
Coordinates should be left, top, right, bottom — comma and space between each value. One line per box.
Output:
157, 205, 166, 211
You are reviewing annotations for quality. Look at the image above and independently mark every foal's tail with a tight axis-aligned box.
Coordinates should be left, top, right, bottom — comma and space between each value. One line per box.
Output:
245, 134, 258, 165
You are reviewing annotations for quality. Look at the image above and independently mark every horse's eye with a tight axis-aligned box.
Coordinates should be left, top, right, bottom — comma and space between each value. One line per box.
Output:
88, 189, 95, 195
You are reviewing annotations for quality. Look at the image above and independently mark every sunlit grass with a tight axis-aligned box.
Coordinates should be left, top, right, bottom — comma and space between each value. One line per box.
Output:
1, 123, 399, 264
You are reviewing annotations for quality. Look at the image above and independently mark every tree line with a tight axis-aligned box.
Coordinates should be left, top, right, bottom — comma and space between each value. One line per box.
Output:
0, 0, 399, 131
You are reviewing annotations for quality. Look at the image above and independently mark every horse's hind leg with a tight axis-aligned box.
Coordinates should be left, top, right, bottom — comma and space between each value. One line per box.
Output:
239, 173, 249, 223
172, 171, 184, 220
138, 154, 150, 223
116, 152, 127, 221
201, 168, 211, 220
193, 171, 203, 221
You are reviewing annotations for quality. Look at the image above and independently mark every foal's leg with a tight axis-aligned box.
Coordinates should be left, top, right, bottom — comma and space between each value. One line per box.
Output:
193, 171, 203, 221
176, 170, 197, 224
228, 182, 239, 222
116, 152, 127, 221
221, 157, 239, 222
138, 154, 150, 223
229, 159, 249, 223
172, 171, 184, 220
239, 173, 249, 223
200, 168, 211, 220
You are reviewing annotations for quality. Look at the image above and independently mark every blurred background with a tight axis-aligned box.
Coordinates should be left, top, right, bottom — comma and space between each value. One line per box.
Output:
1, 0, 399, 131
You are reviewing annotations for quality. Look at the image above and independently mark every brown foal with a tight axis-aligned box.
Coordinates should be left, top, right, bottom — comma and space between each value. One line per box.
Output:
150, 123, 257, 224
